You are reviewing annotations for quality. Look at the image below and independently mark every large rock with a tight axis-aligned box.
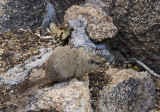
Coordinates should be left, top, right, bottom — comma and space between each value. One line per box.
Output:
0, 0, 45, 33
85, 0, 160, 73
0, 0, 85, 33
66, 16, 114, 62
64, 5, 118, 42
98, 68, 156, 112
7, 79, 92, 112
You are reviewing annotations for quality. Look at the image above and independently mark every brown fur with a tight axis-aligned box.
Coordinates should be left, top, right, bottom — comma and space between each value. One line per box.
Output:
17, 46, 106, 93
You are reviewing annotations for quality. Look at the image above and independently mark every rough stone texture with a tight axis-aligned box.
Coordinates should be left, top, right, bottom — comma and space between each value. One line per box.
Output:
85, 0, 160, 74
13, 79, 92, 112
67, 16, 114, 62
50, 0, 85, 23
41, 2, 59, 30
0, 0, 45, 33
85, 0, 108, 13
0, 48, 53, 86
64, 5, 118, 42
0, 0, 85, 33
98, 68, 156, 112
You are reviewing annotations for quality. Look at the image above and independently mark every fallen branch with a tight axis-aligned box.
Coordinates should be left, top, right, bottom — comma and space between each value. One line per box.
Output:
130, 58, 160, 79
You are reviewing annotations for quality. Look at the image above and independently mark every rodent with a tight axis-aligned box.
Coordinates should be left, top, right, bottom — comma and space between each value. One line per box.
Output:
17, 46, 106, 93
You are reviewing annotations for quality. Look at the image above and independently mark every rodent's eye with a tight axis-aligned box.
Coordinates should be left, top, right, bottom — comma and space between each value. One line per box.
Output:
88, 59, 100, 65
88, 59, 94, 64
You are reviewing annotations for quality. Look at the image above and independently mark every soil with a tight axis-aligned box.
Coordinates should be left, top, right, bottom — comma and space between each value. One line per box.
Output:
0, 28, 57, 75
88, 69, 111, 112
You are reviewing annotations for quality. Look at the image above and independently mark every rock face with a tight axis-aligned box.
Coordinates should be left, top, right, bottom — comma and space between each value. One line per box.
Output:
98, 68, 156, 112
0, 0, 85, 33
0, 0, 45, 33
64, 5, 118, 42
85, 0, 160, 73
13, 79, 92, 112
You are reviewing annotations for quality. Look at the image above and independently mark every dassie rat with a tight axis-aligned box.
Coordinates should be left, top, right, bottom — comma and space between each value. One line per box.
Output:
18, 46, 106, 93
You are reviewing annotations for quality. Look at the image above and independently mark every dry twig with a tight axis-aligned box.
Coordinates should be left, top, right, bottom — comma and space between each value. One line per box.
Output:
130, 58, 160, 79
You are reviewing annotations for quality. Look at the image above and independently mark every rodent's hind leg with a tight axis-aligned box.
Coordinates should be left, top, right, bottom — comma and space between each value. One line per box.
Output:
48, 77, 75, 86
76, 73, 89, 82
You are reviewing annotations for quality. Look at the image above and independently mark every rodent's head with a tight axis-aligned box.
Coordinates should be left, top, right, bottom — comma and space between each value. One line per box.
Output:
86, 53, 106, 71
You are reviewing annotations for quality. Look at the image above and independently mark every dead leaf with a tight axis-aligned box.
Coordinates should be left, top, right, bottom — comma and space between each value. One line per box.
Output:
0, 49, 4, 55
2, 42, 7, 47
61, 26, 70, 40
50, 23, 61, 35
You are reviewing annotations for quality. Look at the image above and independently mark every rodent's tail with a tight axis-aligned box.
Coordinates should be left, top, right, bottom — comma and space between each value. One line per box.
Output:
17, 77, 50, 94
